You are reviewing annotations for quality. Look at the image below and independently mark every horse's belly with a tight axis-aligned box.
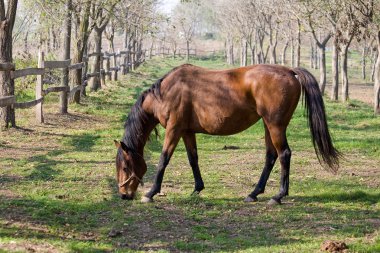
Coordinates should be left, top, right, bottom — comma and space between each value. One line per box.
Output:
197, 110, 261, 135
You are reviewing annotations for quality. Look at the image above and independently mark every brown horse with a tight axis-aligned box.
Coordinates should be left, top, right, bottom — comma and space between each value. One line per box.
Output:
114, 64, 339, 204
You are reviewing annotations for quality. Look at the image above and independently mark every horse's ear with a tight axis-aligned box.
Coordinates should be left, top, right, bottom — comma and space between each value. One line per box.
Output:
119, 141, 131, 160
120, 141, 129, 153
114, 140, 121, 148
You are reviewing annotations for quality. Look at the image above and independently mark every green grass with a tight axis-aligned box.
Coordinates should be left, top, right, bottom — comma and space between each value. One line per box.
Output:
0, 55, 379, 252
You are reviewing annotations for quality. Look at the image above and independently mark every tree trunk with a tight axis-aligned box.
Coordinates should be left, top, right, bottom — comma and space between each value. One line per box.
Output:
136, 37, 143, 67
296, 19, 301, 67
240, 37, 247, 67
362, 45, 367, 80
131, 38, 136, 70
310, 31, 331, 94
107, 33, 115, 55
71, 53, 83, 100
224, 40, 227, 61
331, 42, 339, 101
374, 31, 380, 114
258, 33, 265, 64
38, 32, 43, 51
269, 30, 278, 64
186, 40, 190, 61
340, 44, 349, 102
70, 2, 90, 103
52, 28, 58, 50
270, 42, 277, 64
60, 0, 71, 114
226, 35, 234, 65
47, 27, 51, 53
0, 0, 18, 129
250, 45, 255, 65
371, 50, 377, 82
290, 38, 295, 67
263, 44, 270, 63
124, 28, 128, 49
314, 42, 319, 69
123, 28, 130, 74
319, 46, 327, 94
149, 40, 154, 59
230, 41, 234, 65
23, 31, 28, 53
281, 41, 289, 65
310, 39, 314, 69
89, 28, 102, 91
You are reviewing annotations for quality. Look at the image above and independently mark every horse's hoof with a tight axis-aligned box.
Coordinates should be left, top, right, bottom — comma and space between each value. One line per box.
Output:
267, 198, 281, 206
191, 190, 201, 196
244, 196, 258, 202
141, 196, 153, 203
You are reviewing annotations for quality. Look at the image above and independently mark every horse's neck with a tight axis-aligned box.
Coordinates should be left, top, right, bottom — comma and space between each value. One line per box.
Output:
138, 116, 158, 154
124, 111, 158, 155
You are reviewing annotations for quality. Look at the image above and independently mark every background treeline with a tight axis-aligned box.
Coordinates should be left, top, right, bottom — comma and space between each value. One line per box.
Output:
1, 0, 379, 129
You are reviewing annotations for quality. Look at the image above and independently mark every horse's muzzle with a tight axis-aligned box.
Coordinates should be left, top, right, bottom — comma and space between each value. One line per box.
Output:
120, 194, 134, 200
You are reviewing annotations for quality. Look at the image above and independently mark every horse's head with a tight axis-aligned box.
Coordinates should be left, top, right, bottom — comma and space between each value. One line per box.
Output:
114, 140, 147, 200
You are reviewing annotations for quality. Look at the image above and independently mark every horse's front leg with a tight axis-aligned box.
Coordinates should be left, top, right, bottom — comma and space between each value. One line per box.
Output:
142, 127, 181, 203
183, 133, 205, 195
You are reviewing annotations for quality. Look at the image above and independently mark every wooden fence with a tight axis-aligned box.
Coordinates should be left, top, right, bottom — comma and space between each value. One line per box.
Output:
0, 49, 142, 125
148, 48, 197, 58
147, 47, 218, 58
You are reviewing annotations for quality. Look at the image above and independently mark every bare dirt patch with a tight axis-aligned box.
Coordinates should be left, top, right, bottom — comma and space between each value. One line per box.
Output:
0, 241, 61, 253
325, 83, 374, 105
321, 240, 348, 252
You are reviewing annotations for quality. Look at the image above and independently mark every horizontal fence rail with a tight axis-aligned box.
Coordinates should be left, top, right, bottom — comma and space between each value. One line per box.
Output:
11, 68, 45, 79
45, 59, 71, 69
0, 96, 16, 107
0, 62, 15, 71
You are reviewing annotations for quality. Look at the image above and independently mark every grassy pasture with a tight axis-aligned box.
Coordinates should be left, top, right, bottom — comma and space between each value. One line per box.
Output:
0, 56, 379, 252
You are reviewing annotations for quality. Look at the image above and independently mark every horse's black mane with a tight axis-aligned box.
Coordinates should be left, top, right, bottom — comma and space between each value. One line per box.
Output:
121, 78, 162, 152
121, 66, 186, 153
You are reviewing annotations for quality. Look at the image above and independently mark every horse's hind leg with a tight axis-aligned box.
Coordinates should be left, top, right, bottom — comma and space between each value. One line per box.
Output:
266, 125, 291, 205
245, 124, 278, 202
183, 133, 205, 194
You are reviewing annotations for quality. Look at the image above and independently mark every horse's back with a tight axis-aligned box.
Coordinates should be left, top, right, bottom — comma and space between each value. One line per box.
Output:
150, 64, 301, 135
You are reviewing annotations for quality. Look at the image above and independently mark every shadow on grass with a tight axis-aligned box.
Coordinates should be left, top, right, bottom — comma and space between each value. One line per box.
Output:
294, 190, 380, 205
25, 150, 66, 181
63, 133, 101, 152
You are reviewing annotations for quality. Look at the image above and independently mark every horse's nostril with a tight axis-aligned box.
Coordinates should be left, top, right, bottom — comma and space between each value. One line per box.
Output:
121, 194, 133, 200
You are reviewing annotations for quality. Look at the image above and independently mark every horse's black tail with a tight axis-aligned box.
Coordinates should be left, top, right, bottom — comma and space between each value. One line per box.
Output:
292, 67, 340, 172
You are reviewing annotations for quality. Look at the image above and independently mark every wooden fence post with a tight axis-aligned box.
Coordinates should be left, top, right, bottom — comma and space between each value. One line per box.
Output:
111, 50, 119, 81
121, 51, 127, 75
82, 55, 88, 97
100, 53, 105, 88
126, 50, 130, 73
131, 52, 135, 71
104, 54, 111, 81
60, 61, 69, 114
113, 50, 120, 81
36, 51, 44, 123
114, 50, 119, 67
100, 69, 106, 88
